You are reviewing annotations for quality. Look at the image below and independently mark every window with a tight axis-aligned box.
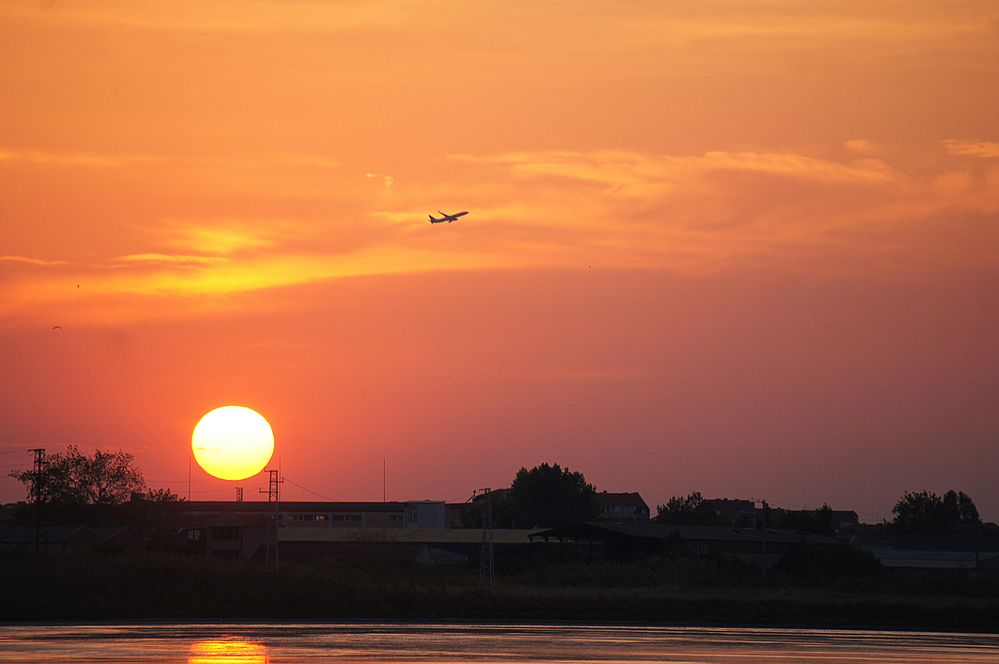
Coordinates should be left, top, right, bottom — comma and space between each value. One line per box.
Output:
331, 514, 363, 522
291, 513, 328, 522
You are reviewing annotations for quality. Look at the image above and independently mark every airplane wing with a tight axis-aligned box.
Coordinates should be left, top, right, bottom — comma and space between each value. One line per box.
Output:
431, 210, 468, 222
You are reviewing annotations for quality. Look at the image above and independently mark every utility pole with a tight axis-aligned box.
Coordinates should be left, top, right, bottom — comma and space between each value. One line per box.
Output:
235, 487, 243, 502
260, 469, 283, 571
761, 499, 768, 579
763, 500, 769, 579
976, 519, 982, 575
28, 448, 45, 554
752, 496, 768, 579
477, 488, 495, 585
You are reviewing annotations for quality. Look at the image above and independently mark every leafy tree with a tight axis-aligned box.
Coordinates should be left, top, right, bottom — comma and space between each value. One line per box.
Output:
145, 487, 184, 502
779, 504, 835, 536
9, 445, 145, 507
507, 463, 599, 528
949, 490, 979, 524
655, 492, 724, 525
891, 489, 980, 534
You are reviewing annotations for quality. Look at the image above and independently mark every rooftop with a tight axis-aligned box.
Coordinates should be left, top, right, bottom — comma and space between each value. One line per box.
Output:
595, 492, 648, 508
530, 521, 839, 545
281, 527, 540, 545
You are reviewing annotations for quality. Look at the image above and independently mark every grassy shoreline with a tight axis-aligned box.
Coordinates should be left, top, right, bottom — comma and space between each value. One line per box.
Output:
3, 550, 997, 631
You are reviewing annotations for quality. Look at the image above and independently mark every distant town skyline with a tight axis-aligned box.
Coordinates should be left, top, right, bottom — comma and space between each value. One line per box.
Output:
1, 2, 997, 522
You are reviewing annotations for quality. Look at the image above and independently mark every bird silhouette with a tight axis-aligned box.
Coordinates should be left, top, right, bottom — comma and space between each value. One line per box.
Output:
51, 325, 62, 330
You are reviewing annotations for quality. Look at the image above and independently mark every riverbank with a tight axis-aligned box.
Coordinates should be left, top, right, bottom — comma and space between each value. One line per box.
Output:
2, 550, 997, 631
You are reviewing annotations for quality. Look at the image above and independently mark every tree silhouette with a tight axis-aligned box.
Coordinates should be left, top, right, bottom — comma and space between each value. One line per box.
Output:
779, 504, 836, 536
145, 487, 184, 502
891, 489, 980, 534
507, 463, 598, 528
9, 445, 145, 507
655, 491, 724, 525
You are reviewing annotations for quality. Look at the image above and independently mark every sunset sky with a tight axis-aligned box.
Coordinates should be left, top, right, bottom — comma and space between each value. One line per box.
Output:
2, 1, 998, 521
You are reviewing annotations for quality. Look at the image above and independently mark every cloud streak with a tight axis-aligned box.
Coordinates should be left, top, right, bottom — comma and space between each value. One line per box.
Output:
0, 255, 68, 266
942, 140, 999, 159
116, 253, 230, 268
454, 149, 897, 197
156, 223, 281, 255
3, 141, 998, 324
0, 148, 338, 171
0, 149, 145, 168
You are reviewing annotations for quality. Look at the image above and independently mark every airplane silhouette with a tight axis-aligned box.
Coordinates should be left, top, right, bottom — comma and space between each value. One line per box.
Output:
429, 210, 469, 224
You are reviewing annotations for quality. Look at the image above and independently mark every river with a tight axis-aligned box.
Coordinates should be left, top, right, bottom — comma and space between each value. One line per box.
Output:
2, 624, 998, 662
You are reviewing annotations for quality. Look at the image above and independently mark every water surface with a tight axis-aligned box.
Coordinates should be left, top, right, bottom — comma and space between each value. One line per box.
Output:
2, 624, 998, 663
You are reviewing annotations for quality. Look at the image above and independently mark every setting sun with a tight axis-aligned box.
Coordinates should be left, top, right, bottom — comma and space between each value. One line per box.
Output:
191, 406, 274, 481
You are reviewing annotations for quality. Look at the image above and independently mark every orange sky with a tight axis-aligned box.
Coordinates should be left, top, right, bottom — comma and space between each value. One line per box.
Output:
2, 1, 998, 520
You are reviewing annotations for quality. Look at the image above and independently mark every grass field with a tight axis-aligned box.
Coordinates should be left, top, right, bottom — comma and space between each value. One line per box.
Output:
2, 549, 998, 630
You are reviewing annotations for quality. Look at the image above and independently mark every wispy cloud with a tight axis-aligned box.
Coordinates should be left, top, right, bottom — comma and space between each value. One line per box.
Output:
116, 253, 230, 268
0, 149, 149, 168
0, 148, 338, 171
366, 172, 395, 191
7, 1, 986, 48
4, 141, 998, 324
0, 1, 421, 34
844, 139, 883, 155
942, 140, 999, 159
157, 222, 281, 255
454, 150, 896, 198
702, 151, 895, 183
0, 245, 529, 324
0, 255, 68, 266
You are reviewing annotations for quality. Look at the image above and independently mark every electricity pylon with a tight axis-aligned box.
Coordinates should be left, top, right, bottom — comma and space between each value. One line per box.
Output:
478, 488, 495, 585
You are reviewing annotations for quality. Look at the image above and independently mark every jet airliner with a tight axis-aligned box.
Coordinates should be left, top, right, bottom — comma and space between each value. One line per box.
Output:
429, 210, 468, 224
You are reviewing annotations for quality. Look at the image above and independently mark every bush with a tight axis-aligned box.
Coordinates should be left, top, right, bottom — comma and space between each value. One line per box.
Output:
772, 544, 883, 580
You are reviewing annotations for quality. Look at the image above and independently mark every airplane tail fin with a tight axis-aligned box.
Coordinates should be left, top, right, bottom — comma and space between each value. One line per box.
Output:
428, 215, 434, 222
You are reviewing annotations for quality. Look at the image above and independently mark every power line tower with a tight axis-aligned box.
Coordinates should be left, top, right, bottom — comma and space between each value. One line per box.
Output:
28, 448, 45, 554
259, 469, 283, 571
477, 487, 495, 585
262, 469, 282, 503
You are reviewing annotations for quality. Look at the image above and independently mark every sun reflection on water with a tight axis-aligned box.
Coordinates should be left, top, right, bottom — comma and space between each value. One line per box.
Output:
188, 640, 269, 664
